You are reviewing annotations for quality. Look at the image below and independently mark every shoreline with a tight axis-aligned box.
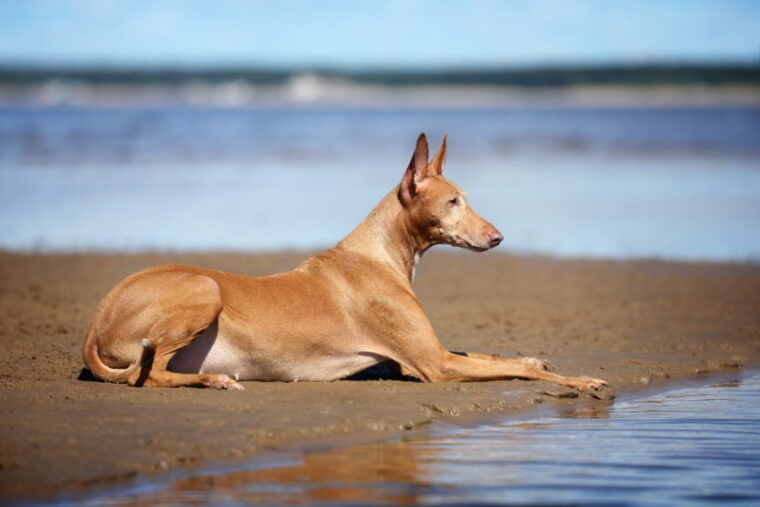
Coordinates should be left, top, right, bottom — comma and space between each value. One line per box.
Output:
2, 83, 759, 109
1, 250, 758, 501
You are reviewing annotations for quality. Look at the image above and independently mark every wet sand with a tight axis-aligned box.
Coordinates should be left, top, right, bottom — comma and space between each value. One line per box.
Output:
1, 250, 758, 501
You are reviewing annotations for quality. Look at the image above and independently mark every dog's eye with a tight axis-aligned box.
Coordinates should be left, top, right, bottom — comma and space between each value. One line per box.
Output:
448, 197, 459, 206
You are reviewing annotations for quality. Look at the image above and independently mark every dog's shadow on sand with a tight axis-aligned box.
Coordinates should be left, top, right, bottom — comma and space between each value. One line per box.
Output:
77, 368, 100, 382
345, 361, 421, 382
347, 352, 469, 382
77, 360, 422, 384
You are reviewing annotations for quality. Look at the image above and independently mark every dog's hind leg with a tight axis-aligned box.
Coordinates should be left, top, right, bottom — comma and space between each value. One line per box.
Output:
127, 274, 242, 390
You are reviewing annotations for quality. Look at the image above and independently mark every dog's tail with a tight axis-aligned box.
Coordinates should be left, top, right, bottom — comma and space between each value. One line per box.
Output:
82, 332, 156, 384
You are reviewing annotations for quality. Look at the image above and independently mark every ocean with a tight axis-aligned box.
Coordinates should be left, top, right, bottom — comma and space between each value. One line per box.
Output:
1, 105, 758, 260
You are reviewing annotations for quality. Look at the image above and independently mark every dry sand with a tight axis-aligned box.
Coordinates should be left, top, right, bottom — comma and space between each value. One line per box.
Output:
1, 250, 758, 501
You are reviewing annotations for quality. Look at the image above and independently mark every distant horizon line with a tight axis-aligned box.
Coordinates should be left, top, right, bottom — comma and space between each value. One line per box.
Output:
1, 58, 757, 72
1, 60, 757, 88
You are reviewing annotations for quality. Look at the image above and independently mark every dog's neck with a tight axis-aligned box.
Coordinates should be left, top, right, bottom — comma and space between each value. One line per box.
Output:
337, 186, 432, 283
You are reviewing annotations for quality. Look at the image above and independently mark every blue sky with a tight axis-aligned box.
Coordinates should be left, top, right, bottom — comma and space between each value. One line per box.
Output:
0, 0, 757, 67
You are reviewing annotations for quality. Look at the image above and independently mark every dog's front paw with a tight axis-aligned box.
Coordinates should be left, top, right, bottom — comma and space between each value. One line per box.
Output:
570, 376, 607, 392
202, 374, 245, 391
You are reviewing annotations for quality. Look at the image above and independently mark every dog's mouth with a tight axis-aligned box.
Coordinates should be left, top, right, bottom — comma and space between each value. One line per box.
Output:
464, 242, 491, 252
452, 237, 492, 252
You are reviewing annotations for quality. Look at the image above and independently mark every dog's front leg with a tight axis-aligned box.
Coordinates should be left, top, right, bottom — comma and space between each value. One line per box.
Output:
453, 351, 551, 372
380, 301, 605, 391
422, 351, 606, 392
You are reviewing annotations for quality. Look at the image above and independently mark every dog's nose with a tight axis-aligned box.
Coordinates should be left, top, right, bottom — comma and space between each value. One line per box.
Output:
488, 229, 504, 247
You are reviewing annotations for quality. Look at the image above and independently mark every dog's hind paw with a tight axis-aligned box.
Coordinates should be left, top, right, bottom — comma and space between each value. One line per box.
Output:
228, 381, 245, 391
201, 374, 245, 391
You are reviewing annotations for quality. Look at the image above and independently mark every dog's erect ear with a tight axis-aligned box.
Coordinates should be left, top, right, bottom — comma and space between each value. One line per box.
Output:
429, 134, 447, 176
399, 133, 430, 206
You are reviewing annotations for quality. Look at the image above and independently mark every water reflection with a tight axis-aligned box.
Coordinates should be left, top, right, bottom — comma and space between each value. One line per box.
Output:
76, 374, 759, 506
171, 442, 429, 505
556, 402, 613, 419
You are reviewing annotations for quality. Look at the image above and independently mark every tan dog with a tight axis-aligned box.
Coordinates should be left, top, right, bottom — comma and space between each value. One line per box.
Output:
83, 134, 606, 392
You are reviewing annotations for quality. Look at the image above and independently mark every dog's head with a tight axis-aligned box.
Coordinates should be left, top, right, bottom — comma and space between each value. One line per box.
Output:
398, 133, 503, 252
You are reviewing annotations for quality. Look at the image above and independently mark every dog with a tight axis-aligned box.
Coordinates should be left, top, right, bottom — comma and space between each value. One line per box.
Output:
82, 133, 606, 392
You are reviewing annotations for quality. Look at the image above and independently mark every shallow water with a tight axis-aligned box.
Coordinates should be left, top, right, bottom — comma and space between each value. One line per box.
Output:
55, 373, 760, 507
1, 106, 759, 259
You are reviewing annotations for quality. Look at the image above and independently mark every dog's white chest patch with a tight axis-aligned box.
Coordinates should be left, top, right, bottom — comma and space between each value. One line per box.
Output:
411, 252, 421, 282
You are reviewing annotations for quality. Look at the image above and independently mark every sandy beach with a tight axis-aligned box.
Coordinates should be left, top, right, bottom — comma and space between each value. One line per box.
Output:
0, 249, 758, 501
